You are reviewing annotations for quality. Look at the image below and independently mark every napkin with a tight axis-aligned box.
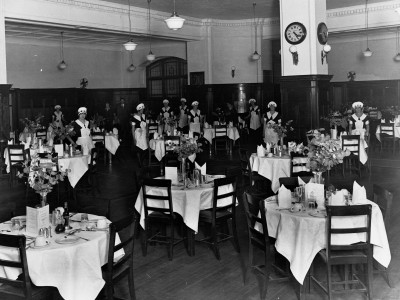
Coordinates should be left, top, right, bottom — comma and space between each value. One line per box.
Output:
165, 167, 178, 184
265, 142, 271, 153
330, 190, 346, 206
188, 131, 193, 138
54, 144, 64, 157
153, 132, 159, 140
331, 128, 337, 140
195, 162, 206, 175
298, 176, 306, 185
228, 122, 233, 128
278, 185, 292, 209
352, 181, 368, 204
295, 143, 304, 153
288, 141, 296, 151
257, 145, 265, 157
188, 154, 196, 162
305, 182, 325, 208
113, 127, 119, 135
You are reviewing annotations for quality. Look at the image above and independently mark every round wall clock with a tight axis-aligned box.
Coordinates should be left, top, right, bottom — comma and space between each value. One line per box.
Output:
284, 22, 307, 45
317, 22, 328, 45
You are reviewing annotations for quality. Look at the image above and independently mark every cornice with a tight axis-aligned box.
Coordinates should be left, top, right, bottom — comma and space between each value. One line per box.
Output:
327, 2, 400, 18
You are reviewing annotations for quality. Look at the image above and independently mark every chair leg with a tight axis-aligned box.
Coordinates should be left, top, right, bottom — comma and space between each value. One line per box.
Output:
367, 255, 373, 300
327, 264, 333, 300
104, 281, 114, 300
128, 263, 136, 300
141, 224, 148, 257
244, 239, 253, 285
168, 222, 174, 261
231, 219, 240, 253
211, 225, 221, 260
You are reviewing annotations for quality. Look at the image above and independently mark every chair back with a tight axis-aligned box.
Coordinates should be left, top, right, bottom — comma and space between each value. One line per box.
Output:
36, 129, 47, 139
142, 179, 173, 217
326, 204, 372, 257
147, 123, 159, 140
372, 184, 393, 229
105, 215, 135, 275
290, 153, 310, 176
0, 234, 33, 299
341, 135, 361, 156
164, 136, 181, 153
238, 148, 250, 173
380, 123, 395, 138
214, 125, 227, 138
211, 177, 237, 219
91, 131, 105, 144
8, 145, 25, 165
279, 176, 312, 191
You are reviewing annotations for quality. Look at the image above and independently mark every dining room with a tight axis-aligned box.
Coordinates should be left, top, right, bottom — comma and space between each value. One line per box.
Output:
1, 0, 400, 300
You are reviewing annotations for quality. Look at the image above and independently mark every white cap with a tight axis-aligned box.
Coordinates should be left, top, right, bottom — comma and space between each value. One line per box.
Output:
249, 98, 256, 103
163, 99, 169, 104
136, 103, 145, 111
192, 101, 199, 106
352, 101, 364, 109
180, 98, 187, 102
55, 105, 61, 110
78, 107, 87, 115
267, 101, 277, 108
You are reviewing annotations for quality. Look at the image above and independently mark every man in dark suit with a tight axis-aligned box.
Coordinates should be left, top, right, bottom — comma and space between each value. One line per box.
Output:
116, 98, 130, 140
103, 102, 113, 132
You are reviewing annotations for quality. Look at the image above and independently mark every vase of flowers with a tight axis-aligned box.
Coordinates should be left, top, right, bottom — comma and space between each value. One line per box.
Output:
50, 121, 76, 145
173, 137, 203, 186
20, 114, 45, 146
271, 120, 294, 147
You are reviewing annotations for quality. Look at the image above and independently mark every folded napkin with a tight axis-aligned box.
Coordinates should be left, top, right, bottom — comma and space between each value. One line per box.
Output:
257, 145, 265, 157
153, 132, 159, 139
295, 143, 304, 153
188, 154, 196, 162
265, 142, 271, 153
352, 181, 368, 204
113, 127, 119, 135
288, 141, 296, 151
298, 176, 306, 185
278, 185, 292, 209
228, 122, 233, 128
341, 132, 347, 136
204, 122, 209, 129
188, 131, 193, 138
195, 162, 206, 175
330, 189, 346, 206
305, 182, 325, 209
165, 166, 178, 184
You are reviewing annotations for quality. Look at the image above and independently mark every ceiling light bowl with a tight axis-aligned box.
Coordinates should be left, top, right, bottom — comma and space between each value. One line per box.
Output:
58, 61, 67, 70
147, 51, 156, 61
251, 51, 261, 61
128, 64, 136, 72
394, 53, 400, 62
124, 40, 138, 51
165, 13, 185, 30
363, 48, 373, 57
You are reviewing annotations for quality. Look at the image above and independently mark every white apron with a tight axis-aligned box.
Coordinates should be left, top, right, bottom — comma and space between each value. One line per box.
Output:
250, 106, 261, 130
133, 116, 148, 150
76, 120, 95, 156
190, 109, 201, 133
178, 106, 188, 128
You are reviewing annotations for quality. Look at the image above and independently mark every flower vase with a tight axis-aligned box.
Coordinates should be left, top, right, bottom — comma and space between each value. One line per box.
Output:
181, 157, 187, 188
40, 192, 48, 207
280, 137, 284, 147
313, 172, 324, 184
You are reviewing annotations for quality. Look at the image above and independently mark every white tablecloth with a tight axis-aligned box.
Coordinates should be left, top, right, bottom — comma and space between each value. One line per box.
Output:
249, 154, 291, 193
259, 198, 391, 284
149, 139, 165, 161
3, 148, 37, 173
203, 127, 240, 144
58, 155, 90, 188
376, 124, 400, 142
135, 176, 232, 233
0, 214, 124, 300
104, 135, 120, 155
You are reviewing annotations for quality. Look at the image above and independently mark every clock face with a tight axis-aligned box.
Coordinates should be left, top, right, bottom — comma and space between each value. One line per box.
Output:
317, 22, 328, 45
284, 22, 307, 45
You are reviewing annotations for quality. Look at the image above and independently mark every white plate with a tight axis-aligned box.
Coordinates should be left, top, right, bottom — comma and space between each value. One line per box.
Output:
11, 216, 26, 222
308, 211, 327, 218
30, 241, 51, 249
55, 236, 80, 244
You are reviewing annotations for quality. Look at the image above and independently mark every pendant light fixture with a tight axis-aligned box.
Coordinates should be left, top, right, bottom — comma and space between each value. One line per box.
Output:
128, 51, 136, 72
165, 0, 185, 30
58, 32, 67, 70
394, 28, 400, 62
124, 0, 138, 51
362, 0, 373, 57
147, 0, 155, 61
251, 2, 261, 61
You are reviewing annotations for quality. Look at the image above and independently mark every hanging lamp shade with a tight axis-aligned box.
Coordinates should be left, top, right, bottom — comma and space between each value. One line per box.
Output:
124, 40, 138, 51
394, 53, 400, 61
165, 12, 185, 30
252, 51, 261, 61
58, 60, 67, 70
362, 0, 372, 58
128, 64, 136, 72
147, 50, 156, 61
363, 48, 373, 57
58, 32, 67, 70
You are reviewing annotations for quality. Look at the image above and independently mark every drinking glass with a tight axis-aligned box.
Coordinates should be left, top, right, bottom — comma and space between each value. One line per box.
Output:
11, 219, 21, 232
308, 201, 316, 212
80, 213, 89, 230
296, 187, 303, 202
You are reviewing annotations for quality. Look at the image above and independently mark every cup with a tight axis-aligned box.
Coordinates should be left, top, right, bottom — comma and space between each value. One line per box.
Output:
290, 203, 303, 213
97, 219, 107, 229
35, 236, 46, 247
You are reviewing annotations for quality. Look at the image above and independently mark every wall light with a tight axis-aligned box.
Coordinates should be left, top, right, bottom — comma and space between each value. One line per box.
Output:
321, 44, 331, 64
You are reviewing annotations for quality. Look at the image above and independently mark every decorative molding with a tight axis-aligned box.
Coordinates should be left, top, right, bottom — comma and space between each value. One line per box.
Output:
327, 2, 400, 18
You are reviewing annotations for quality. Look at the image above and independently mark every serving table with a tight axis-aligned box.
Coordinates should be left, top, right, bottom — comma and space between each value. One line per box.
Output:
249, 154, 291, 193
0, 213, 124, 300
258, 197, 391, 285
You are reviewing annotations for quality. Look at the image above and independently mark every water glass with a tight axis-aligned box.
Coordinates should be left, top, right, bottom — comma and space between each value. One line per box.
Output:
295, 186, 303, 202
80, 213, 89, 230
11, 219, 21, 232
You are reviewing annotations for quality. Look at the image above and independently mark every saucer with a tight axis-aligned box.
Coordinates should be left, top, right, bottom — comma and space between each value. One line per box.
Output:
30, 241, 51, 249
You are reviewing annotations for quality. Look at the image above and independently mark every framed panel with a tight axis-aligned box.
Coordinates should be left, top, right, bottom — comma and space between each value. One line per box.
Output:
190, 72, 205, 86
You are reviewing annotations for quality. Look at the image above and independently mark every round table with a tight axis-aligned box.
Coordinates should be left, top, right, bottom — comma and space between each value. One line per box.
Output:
58, 154, 90, 188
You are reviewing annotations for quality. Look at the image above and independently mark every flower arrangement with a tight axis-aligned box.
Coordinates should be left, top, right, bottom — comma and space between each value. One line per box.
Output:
17, 153, 68, 195
90, 113, 105, 129
381, 106, 400, 120
50, 121, 76, 143
173, 137, 203, 161
164, 117, 176, 128
321, 111, 348, 129
306, 129, 350, 173
269, 120, 294, 138
20, 114, 44, 133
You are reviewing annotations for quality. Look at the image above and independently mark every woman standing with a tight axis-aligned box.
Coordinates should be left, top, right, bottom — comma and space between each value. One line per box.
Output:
177, 98, 189, 133
349, 101, 370, 138
188, 101, 202, 134
263, 101, 281, 145
247, 98, 261, 143
52, 105, 65, 130
159, 99, 174, 133
132, 103, 148, 166
72, 107, 95, 156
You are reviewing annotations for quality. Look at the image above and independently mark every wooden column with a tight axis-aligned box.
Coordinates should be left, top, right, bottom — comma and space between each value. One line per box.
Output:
0, 84, 12, 138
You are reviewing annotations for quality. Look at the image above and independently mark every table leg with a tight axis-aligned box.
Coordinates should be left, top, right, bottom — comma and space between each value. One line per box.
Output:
108, 152, 112, 165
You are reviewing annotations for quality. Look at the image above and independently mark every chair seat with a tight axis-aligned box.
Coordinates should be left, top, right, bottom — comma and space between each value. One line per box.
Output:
199, 209, 232, 222
147, 211, 174, 221
0, 282, 56, 299
319, 249, 369, 264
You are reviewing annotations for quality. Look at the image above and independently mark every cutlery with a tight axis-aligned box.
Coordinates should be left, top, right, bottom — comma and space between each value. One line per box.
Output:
276, 208, 290, 211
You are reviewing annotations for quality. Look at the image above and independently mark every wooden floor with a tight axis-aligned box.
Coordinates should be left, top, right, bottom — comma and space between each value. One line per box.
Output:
1, 142, 400, 300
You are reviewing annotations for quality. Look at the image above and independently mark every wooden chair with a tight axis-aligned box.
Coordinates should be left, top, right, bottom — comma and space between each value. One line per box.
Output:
147, 122, 159, 140
242, 193, 289, 299
372, 184, 393, 287
147, 123, 161, 167
102, 215, 136, 300
279, 176, 312, 192
290, 152, 313, 177
7, 145, 25, 187
379, 123, 399, 155
341, 135, 361, 177
197, 176, 240, 260
310, 204, 373, 300
0, 234, 56, 299
140, 178, 185, 260
35, 129, 47, 141
238, 148, 264, 188
91, 131, 107, 163
214, 125, 228, 154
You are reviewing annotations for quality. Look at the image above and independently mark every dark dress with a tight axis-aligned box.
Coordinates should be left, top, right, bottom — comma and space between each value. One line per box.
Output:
349, 113, 370, 130
264, 111, 282, 124
225, 108, 237, 125
103, 108, 114, 131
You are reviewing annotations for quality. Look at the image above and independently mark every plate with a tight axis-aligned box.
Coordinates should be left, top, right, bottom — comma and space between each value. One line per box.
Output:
308, 211, 327, 218
11, 216, 26, 223
55, 236, 80, 244
30, 241, 51, 249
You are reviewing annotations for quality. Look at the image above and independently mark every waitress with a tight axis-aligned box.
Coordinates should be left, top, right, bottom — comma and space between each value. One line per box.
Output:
132, 103, 148, 166
263, 101, 281, 145
349, 101, 370, 137
159, 99, 174, 133
52, 105, 65, 130
247, 98, 261, 143
72, 107, 95, 156
188, 101, 202, 134
178, 98, 189, 133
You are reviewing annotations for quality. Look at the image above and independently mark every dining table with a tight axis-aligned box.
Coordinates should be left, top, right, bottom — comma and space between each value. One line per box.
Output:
0, 213, 124, 300
135, 175, 231, 233
257, 196, 391, 285
149, 138, 166, 161
58, 154, 90, 188
249, 153, 291, 193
